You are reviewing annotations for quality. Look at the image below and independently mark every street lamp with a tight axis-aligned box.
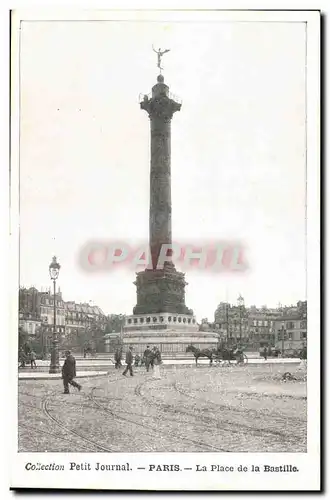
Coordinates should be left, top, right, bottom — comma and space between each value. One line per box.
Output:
280, 321, 286, 357
49, 256, 61, 373
237, 294, 244, 345
226, 303, 230, 345
233, 319, 237, 344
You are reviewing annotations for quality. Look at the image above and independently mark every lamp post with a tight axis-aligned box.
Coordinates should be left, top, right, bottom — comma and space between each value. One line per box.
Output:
233, 319, 237, 344
226, 303, 230, 345
237, 294, 244, 345
49, 256, 61, 373
280, 321, 286, 357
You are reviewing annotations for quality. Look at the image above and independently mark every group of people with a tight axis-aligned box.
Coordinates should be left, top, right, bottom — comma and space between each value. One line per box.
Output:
114, 345, 162, 379
19, 344, 163, 396
62, 344, 163, 395
18, 348, 37, 369
18, 348, 82, 395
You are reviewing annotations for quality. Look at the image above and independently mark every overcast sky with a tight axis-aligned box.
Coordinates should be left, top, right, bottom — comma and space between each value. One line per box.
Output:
19, 18, 307, 320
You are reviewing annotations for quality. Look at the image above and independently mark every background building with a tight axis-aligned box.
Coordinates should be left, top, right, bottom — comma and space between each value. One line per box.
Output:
18, 287, 42, 336
18, 313, 41, 337
214, 299, 249, 345
39, 289, 66, 334
214, 299, 307, 351
246, 306, 278, 349
273, 300, 307, 351
64, 302, 106, 335
19, 287, 107, 353
64, 301, 107, 351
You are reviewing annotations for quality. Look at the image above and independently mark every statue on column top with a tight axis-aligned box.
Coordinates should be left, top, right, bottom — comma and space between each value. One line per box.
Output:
153, 46, 170, 72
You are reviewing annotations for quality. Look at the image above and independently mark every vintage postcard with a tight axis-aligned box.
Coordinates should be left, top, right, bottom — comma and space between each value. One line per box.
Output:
9, 8, 320, 492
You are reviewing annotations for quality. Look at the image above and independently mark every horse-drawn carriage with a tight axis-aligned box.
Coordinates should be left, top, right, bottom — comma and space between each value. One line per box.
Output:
186, 344, 247, 366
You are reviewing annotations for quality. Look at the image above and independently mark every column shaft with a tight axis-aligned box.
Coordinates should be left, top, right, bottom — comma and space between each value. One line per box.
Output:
149, 117, 172, 269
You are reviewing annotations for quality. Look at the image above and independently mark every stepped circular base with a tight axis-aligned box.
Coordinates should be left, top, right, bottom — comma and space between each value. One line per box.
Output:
122, 328, 219, 356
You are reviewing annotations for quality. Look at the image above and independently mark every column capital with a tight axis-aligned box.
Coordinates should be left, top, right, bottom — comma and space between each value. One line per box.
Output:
140, 95, 181, 121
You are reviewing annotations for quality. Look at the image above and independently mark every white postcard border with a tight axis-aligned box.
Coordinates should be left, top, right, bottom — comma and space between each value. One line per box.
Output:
9, 7, 320, 492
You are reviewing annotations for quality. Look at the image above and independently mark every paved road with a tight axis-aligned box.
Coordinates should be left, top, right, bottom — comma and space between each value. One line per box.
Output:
18, 364, 307, 453
18, 357, 302, 372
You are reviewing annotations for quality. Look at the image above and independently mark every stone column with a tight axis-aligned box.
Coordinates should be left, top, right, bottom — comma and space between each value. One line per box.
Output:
134, 74, 191, 315
140, 74, 181, 269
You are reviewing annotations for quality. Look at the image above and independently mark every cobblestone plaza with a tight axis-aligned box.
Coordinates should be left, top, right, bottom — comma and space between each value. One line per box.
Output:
18, 363, 307, 453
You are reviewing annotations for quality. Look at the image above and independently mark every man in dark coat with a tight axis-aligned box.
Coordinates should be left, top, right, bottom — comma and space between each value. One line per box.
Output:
122, 346, 134, 377
114, 347, 123, 369
143, 345, 153, 372
62, 351, 82, 394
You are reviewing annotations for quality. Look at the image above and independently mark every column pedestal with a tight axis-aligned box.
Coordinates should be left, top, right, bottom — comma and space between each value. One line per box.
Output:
133, 267, 193, 316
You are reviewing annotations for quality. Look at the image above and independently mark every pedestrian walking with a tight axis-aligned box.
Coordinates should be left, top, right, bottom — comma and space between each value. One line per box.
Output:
123, 346, 134, 377
143, 345, 153, 372
18, 348, 26, 368
134, 354, 141, 367
114, 347, 123, 369
30, 350, 37, 369
262, 346, 268, 361
62, 350, 82, 394
152, 347, 162, 379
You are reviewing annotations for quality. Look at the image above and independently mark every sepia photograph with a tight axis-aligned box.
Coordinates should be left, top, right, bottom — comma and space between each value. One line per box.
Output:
10, 7, 320, 491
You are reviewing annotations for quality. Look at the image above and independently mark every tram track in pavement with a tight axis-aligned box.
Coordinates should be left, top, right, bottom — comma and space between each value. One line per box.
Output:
172, 381, 306, 444
173, 381, 306, 425
19, 371, 304, 451
19, 384, 203, 431
38, 374, 301, 451
20, 385, 127, 452
21, 374, 178, 452
89, 379, 229, 452
41, 390, 116, 452
37, 373, 127, 452
135, 378, 305, 446
18, 422, 92, 452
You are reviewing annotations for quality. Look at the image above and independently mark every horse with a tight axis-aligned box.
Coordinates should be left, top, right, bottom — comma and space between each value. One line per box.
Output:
186, 345, 213, 366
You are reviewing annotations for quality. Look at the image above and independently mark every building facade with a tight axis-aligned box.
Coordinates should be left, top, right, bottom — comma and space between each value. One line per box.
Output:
19, 287, 107, 348
19, 313, 41, 337
64, 302, 106, 335
39, 289, 66, 334
18, 287, 42, 335
246, 307, 278, 349
63, 301, 107, 351
273, 318, 307, 351
273, 301, 307, 351
214, 300, 307, 350
214, 301, 249, 344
